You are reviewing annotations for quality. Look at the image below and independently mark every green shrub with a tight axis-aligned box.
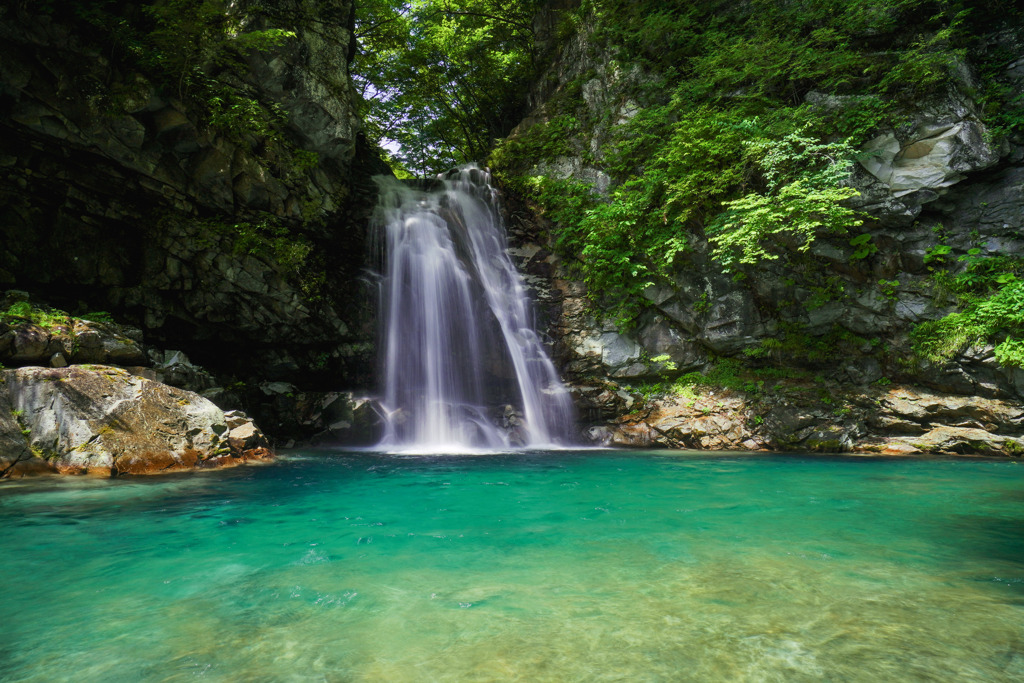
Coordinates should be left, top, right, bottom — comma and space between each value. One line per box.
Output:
81, 311, 116, 324
490, 114, 581, 173
1, 303, 71, 329
707, 133, 863, 271
913, 260, 1024, 366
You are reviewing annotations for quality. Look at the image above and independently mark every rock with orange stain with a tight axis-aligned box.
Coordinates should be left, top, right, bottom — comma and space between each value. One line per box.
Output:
0, 365, 271, 478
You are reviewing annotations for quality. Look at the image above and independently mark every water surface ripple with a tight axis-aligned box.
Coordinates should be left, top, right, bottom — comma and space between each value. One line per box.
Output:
2, 451, 1023, 681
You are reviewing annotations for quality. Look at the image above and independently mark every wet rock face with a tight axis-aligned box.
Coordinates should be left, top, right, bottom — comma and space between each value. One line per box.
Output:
0, 366, 271, 477
0, 3, 381, 387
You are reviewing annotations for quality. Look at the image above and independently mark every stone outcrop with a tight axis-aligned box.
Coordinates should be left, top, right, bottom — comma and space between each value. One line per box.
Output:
249, 387, 384, 446
0, 365, 270, 478
0, 314, 146, 369
859, 122, 996, 198
849, 91, 1004, 226
509, 84, 1024, 392
0, 292, 382, 452
582, 381, 1024, 456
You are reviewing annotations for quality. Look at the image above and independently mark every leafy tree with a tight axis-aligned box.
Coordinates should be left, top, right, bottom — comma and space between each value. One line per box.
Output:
708, 134, 863, 271
352, 0, 539, 175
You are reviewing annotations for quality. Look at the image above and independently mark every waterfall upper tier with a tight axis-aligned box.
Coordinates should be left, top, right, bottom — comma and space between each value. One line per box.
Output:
372, 166, 575, 450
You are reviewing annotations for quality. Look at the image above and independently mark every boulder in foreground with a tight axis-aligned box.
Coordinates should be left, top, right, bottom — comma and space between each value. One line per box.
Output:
0, 365, 271, 477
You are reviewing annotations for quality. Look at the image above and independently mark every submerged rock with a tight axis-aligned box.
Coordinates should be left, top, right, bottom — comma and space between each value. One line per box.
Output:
0, 365, 271, 478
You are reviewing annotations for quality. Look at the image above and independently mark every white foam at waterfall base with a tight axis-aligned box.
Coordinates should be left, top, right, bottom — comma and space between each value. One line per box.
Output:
372, 165, 575, 450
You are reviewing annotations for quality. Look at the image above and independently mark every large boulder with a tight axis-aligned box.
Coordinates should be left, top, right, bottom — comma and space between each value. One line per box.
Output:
0, 365, 271, 477
147, 348, 217, 393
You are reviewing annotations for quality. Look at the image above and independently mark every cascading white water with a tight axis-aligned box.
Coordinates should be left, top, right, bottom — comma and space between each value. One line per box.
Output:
372, 165, 575, 450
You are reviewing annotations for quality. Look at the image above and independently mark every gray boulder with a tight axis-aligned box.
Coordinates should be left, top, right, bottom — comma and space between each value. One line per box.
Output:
0, 365, 271, 477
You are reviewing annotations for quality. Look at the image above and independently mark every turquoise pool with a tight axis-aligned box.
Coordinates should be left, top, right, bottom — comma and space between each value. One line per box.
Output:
2, 450, 1023, 681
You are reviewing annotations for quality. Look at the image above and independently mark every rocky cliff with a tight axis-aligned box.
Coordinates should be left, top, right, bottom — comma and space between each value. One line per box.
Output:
0, 2, 394, 475
4, 1, 1023, 462
0, 1, 386, 390
499, 0, 1024, 455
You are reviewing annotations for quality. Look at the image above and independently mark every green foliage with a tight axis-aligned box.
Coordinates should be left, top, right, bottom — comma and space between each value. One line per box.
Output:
805, 277, 847, 310
140, 1, 297, 80
206, 83, 287, 143
604, 106, 751, 223
913, 254, 1024, 367
924, 243, 953, 265
812, 96, 893, 146
4, 302, 31, 319
1, 302, 71, 329
744, 324, 871, 365
489, 114, 580, 172
290, 150, 320, 176
513, 175, 598, 240
876, 12, 969, 101
203, 214, 313, 276
496, 106, 753, 321
630, 355, 850, 408
353, 0, 539, 175
682, 359, 746, 393
976, 47, 1024, 140
950, 250, 1022, 292
707, 133, 863, 271
649, 354, 677, 372
631, 358, 750, 401
81, 311, 117, 324
501, 113, 865, 320
877, 279, 900, 301
743, 337, 784, 360
496, 0, 1018, 323
848, 233, 877, 261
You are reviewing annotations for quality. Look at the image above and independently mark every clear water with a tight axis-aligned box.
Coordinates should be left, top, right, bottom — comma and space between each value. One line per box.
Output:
2, 450, 1023, 682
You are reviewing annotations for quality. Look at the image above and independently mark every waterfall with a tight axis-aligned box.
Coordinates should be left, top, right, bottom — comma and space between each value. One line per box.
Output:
372, 166, 575, 450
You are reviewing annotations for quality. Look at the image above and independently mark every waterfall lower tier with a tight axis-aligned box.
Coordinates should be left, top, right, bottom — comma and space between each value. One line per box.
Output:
373, 166, 575, 449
